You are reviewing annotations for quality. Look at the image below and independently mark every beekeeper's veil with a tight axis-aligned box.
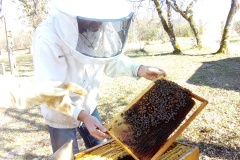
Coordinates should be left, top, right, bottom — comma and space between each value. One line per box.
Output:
50, 0, 133, 59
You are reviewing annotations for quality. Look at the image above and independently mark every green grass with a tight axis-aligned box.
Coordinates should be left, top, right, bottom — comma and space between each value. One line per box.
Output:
0, 38, 239, 160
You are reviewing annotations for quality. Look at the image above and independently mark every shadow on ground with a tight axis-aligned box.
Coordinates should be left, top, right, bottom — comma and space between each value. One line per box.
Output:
2, 108, 46, 131
178, 140, 240, 160
0, 107, 52, 159
187, 57, 240, 92
125, 48, 217, 58
0, 153, 49, 160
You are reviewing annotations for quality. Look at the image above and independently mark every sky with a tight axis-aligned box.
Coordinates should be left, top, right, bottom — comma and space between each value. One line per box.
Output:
136, 0, 239, 37
193, 0, 239, 21
0, 0, 24, 30
1, 0, 240, 31
192, 0, 240, 37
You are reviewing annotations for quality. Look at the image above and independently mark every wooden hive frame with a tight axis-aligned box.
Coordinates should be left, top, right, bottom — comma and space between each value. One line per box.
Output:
105, 78, 208, 160
151, 91, 208, 159
75, 139, 200, 160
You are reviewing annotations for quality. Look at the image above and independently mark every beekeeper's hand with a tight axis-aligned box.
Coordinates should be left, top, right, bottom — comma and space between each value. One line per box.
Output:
78, 110, 111, 140
137, 65, 167, 80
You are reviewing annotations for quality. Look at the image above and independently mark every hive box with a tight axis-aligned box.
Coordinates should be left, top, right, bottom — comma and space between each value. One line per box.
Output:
75, 139, 199, 160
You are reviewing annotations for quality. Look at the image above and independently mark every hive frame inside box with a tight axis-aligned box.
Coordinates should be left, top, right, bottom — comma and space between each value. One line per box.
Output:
75, 139, 200, 160
105, 79, 208, 160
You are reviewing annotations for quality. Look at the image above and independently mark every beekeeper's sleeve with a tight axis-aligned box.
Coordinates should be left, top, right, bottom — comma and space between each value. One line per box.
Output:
0, 75, 87, 115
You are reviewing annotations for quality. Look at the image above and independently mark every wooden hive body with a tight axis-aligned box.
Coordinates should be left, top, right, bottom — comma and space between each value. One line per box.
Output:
75, 139, 200, 160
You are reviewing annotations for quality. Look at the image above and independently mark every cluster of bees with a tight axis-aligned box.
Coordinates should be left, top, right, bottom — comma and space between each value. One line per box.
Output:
120, 79, 195, 159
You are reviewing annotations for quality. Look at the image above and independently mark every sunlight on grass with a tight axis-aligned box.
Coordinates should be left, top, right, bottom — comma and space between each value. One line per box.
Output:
0, 39, 239, 159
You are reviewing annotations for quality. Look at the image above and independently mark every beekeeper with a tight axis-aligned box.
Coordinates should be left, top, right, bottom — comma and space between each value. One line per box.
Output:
31, 0, 166, 154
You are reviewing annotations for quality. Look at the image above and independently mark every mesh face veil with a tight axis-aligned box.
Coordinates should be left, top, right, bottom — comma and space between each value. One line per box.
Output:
76, 17, 133, 58
50, 0, 134, 59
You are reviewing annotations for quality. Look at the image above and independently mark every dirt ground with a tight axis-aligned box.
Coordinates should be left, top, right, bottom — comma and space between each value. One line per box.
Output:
0, 37, 239, 160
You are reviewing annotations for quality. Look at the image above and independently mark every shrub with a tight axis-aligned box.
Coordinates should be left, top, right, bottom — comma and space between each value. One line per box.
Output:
128, 17, 163, 43
233, 20, 240, 35
13, 30, 33, 50
174, 22, 193, 37
0, 30, 33, 52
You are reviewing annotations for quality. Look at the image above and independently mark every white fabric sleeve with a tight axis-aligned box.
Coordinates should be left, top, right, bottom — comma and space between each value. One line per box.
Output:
0, 76, 85, 118
69, 94, 85, 120
104, 54, 141, 78
73, 107, 81, 120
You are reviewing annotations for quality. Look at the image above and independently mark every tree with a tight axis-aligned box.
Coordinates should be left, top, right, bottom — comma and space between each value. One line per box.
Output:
0, 0, 16, 75
168, 0, 202, 49
18, 0, 49, 29
0, 0, 2, 16
216, 0, 240, 54
153, 0, 181, 54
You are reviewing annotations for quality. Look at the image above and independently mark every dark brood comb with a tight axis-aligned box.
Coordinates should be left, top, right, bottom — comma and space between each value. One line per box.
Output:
105, 78, 208, 160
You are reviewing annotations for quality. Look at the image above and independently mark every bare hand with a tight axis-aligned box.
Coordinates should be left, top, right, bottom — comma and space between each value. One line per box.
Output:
78, 111, 111, 140
137, 65, 166, 80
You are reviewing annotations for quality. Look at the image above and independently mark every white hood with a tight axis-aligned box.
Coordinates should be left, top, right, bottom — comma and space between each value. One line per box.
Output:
50, 0, 133, 21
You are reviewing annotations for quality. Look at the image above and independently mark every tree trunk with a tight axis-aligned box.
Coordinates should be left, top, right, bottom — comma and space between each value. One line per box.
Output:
166, 0, 181, 54
153, 0, 181, 54
0, 0, 2, 16
170, 0, 202, 49
188, 15, 202, 49
216, 0, 240, 54
3, 16, 16, 75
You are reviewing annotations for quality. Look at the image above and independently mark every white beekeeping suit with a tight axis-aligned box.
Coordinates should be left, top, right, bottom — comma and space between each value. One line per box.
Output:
32, 0, 139, 128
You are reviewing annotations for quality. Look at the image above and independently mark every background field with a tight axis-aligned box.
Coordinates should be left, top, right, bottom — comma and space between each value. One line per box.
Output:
0, 38, 239, 160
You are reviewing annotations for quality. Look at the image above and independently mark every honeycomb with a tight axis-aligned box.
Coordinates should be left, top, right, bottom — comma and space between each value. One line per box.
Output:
158, 143, 192, 160
75, 140, 192, 160
75, 140, 133, 160
107, 78, 195, 159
